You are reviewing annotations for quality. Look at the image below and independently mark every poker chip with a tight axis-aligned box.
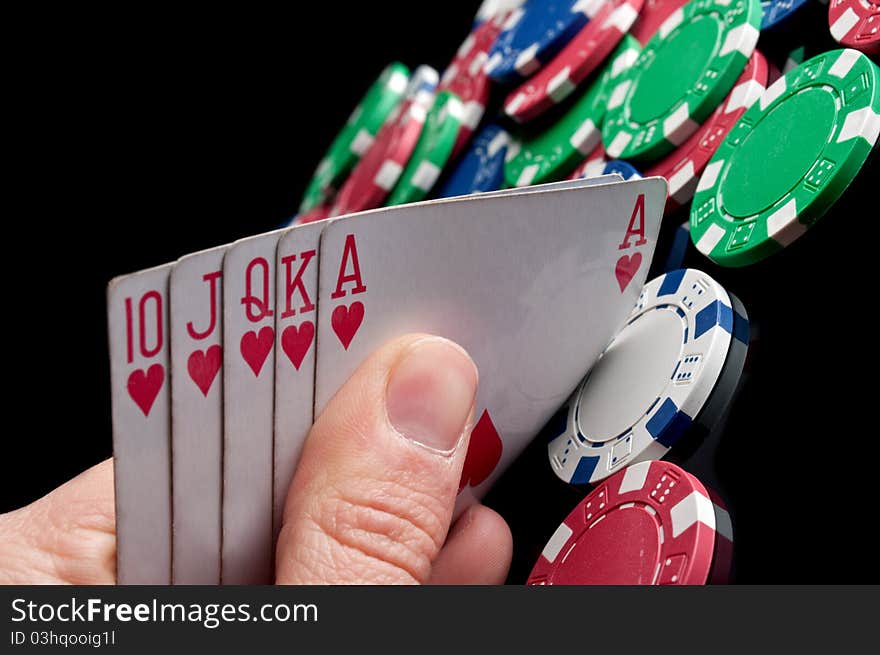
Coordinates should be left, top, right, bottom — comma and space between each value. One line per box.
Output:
547, 268, 734, 486
437, 123, 512, 197
330, 66, 439, 217
761, 0, 810, 29
566, 142, 607, 179
386, 90, 466, 205
569, 153, 642, 180
760, 0, 841, 80
627, 0, 689, 45
502, 0, 644, 123
767, 44, 814, 84
594, 33, 643, 102
504, 35, 641, 186
602, 159, 641, 179
485, 0, 593, 85
602, 0, 762, 162
690, 49, 880, 267
290, 202, 333, 226
644, 50, 768, 214
527, 460, 721, 585
299, 63, 410, 213
662, 221, 691, 273
706, 488, 735, 585
780, 45, 811, 74
504, 76, 606, 186
764, 29, 844, 84
829, 0, 879, 54
439, 17, 505, 157
693, 292, 749, 437
475, 0, 527, 25
583, 158, 642, 180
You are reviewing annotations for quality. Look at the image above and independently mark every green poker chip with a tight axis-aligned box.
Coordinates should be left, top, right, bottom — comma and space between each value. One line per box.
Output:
299, 62, 410, 212
689, 49, 880, 267
386, 90, 465, 205
602, 0, 762, 162
504, 35, 642, 188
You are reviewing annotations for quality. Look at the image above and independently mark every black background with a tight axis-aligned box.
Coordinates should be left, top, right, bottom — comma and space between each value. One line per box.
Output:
3, 3, 473, 506
5, 3, 878, 583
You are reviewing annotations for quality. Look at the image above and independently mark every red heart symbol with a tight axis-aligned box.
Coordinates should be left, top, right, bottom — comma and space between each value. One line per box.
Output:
240, 326, 274, 377
331, 302, 364, 351
281, 321, 315, 371
615, 252, 642, 293
127, 363, 165, 416
458, 410, 503, 493
187, 345, 222, 396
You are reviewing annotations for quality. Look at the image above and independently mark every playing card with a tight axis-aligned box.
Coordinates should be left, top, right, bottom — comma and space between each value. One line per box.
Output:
470, 174, 625, 197
169, 246, 226, 584
107, 263, 173, 584
314, 177, 666, 511
222, 230, 287, 584
273, 221, 324, 542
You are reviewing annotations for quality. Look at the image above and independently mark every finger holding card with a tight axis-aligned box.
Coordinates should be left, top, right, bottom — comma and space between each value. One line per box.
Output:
314, 178, 667, 514
108, 263, 174, 584
170, 247, 226, 584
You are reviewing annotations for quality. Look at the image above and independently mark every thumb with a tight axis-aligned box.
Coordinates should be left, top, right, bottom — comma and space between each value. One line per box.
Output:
276, 334, 478, 584
0, 459, 116, 584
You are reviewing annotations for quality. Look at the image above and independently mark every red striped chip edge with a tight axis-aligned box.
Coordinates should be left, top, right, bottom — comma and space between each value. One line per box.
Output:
527, 460, 717, 585
504, 0, 645, 123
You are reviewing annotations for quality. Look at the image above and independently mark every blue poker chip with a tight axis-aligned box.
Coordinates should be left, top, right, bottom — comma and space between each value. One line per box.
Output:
760, 0, 809, 29
663, 221, 691, 273
547, 269, 736, 485
485, 0, 592, 85
474, 0, 527, 27
692, 292, 750, 433
438, 124, 511, 198
601, 159, 641, 181
576, 159, 642, 181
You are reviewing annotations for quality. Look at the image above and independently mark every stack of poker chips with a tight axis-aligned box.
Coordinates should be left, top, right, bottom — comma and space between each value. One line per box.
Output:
292, 0, 878, 584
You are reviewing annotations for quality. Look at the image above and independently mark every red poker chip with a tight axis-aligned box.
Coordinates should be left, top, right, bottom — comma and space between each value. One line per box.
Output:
828, 0, 879, 54
527, 460, 719, 585
644, 50, 768, 214
706, 488, 734, 585
767, 59, 784, 86
628, 0, 689, 45
566, 143, 606, 180
503, 0, 644, 123
438, 16, 505, 157
293, 202, 333, 225
331, 98, 430, 217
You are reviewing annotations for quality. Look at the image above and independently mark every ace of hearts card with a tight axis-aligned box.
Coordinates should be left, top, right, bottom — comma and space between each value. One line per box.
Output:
313, 177, 666, 513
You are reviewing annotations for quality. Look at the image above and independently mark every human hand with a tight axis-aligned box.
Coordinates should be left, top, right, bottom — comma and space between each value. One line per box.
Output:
0, 334, 512, 585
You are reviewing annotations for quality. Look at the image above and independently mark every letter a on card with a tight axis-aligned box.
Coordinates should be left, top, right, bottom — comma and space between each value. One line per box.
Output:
314, 178, 666, 515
